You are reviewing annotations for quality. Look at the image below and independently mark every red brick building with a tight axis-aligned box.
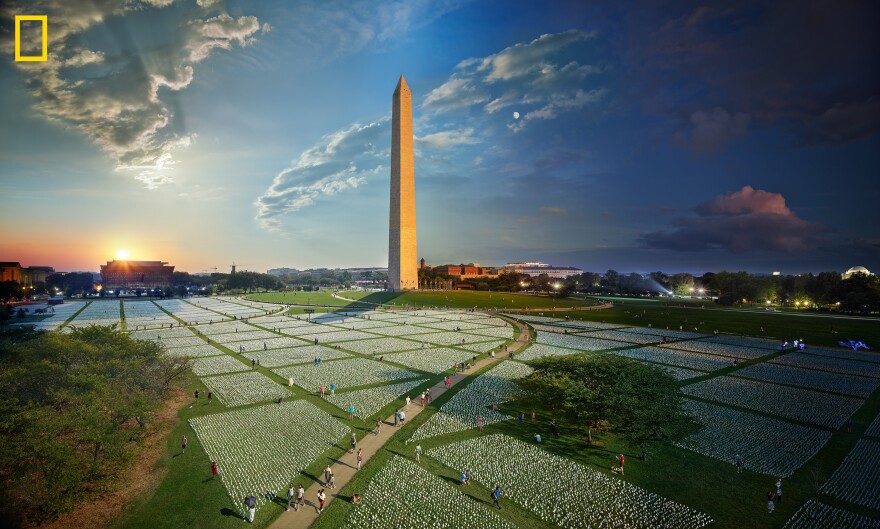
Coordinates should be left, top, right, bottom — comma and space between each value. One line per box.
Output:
100, 260, 174, 290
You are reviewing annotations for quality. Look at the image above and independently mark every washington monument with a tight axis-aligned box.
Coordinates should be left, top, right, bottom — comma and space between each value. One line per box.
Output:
388, 75, 418, 291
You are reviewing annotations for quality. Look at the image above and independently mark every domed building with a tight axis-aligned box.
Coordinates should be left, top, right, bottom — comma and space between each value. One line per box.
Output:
842, 266, 873, 279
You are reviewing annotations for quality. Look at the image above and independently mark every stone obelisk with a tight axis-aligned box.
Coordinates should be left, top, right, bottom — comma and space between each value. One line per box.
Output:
388, 75, 417, 291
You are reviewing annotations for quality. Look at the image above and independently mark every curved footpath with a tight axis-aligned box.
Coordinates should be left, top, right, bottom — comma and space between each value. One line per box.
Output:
268, 318, 532, 529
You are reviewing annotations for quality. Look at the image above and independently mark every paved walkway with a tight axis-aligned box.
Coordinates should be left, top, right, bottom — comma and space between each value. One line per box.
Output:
268, 322, 531, 529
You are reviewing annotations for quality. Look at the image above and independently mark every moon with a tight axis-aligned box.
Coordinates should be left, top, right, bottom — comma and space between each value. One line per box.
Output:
513, 111, 520, 119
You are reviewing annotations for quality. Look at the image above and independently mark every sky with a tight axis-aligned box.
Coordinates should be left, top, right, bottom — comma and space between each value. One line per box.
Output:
0, 0, 878, 275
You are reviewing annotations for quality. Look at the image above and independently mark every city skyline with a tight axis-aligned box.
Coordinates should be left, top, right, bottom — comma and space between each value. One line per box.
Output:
1, 1, 878, 274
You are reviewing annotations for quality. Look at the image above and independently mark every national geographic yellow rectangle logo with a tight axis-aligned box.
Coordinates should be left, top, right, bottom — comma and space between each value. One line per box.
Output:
15, 15, 48, 62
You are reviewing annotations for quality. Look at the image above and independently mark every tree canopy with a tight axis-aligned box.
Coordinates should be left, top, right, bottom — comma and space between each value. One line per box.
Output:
517, 354, 696, 459
0, 325, 191, 524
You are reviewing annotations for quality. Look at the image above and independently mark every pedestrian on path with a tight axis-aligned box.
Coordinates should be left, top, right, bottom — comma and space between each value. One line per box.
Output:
208, 391, 212, 401
325, 464, 332, 487
211, 459, 218, 479
375, 418, 382, 435
320, 384, 325, 398
286, 483, 295, 511
405, 395, 411, 408
329, 470, 335, 489
394, 410, 400, 427
415, 444, 422, 462
181, 435, 187, 453
296, 484, 305, 511
550, 419, 559, 437
317, 489, 326, 513
349, 404, 356, 421
477, 416, 484, 432
492, 485, 502, 509
399, 409, 405, 423
357, 448, 363, 470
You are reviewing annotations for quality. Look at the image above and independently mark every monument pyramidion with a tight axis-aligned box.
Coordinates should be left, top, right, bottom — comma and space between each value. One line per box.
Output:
388, 75, 418, 291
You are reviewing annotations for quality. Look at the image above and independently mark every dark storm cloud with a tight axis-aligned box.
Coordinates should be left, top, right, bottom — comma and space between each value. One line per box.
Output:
641, 186, 828, 253
623, 0, 880, 148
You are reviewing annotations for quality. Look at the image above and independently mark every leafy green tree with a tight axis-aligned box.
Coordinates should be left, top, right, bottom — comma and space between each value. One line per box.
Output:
518, 355, 696, 458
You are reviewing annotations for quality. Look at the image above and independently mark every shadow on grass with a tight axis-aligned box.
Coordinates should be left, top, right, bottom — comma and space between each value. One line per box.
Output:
219, 507, 243, 519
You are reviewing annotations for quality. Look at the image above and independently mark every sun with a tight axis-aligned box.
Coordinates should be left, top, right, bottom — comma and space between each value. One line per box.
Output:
116, 249, 130, 260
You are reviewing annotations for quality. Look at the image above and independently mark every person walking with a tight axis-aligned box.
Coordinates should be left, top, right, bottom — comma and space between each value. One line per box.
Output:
207, 391, 212, 401
211, 459, 218, 479
195, 390, 199, 399
767, 491, 775, 513
375, 418, 382, 435
349, 432, 357, 453
330, 383, 336, 395
296, 483, 305, 511
394, 410, 400, 427
357, 448, 363, 471
415, 444, 422, 462
477, 416, 484, 432
244, 494, 256, 522
317, 489, 326, 513
286, 483, 295, 511
325, 464, 333, 487
550, 419, 559, 437
399, 409, 405, 423
735, 454, 743, 473
492, 485, 502, 509
181, 435, 187, 453
320, 384, 325, 398
405, 395, 411, 408
776, 479, 782, 504
349, 403, 356, 421
618, 453, 625, 475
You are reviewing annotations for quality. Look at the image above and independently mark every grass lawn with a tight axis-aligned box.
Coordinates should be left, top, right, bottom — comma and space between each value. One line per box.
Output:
338, 290, 600, 310
558, 297, 880, 349
246, 290, 372, 307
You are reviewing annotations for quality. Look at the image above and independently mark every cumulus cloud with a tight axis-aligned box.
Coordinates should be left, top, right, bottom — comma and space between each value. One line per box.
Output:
1, 0, 264, 188
255, 29, 606, 229
422, 29, 604, 131
682, 107, 751, 153
641, 186, 826, 253
416, 128, 481, 149
255, 120, 389, 230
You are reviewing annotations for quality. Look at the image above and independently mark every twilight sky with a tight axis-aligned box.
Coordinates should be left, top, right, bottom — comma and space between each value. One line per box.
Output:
1, 0, 878, 274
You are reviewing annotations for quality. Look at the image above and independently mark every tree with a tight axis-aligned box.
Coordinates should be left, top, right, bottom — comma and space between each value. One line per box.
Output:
0, 281, 22, 303
518, 355, 696, 458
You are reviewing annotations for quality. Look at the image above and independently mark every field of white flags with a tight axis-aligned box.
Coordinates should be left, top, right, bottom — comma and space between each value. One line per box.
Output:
462, 325, 515, 339
676, 399, 831, 477
580, 329, 661, 344
209, 330, 279, 344
191, 355, 250, 377
189, 401, 349, 514
704, 335, 778, 350
200, 371, 291, 407
536, 332, 629, 351
383, 348, 475, 374
516, 343, 583, 361
365, 324, 435, 336
681, 376, 863, 428
65, 299, 121, 329
782, 500, 880, 529
162, 343, 226, 358
733, 363, 880, 398
273, 357, 420, 391
130, 327, 195, 340
294, 329, 379, 343
867, 412, 880, 438
771, 352, 880, 378
408, 361, 533, 443
155, 298, 229, 324
654, 365, 706, 381
336, 337, 421, 355
246, 346, 349, 367
343, 455, 515, 529
122, 300, 176, 329
611, 346, 730, 372
428, 434, 713, 529
661, 340, 769, 360
820, 439, 880, 510
459, 340, 507, 353
800, 346, 880, 364
324, 379, 426, 419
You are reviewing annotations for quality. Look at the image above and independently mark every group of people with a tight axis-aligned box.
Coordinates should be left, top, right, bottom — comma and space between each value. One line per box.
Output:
318, 383, 336, 397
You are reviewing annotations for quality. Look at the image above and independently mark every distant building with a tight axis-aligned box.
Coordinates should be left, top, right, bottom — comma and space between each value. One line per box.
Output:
503, 262, 583, 279
100, 260, 174, 290
267, 267, 300, 276
0, 263, 56, 285
430, 264, 498, 279
842, 266, 873, 280
0, 262, 22, 282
